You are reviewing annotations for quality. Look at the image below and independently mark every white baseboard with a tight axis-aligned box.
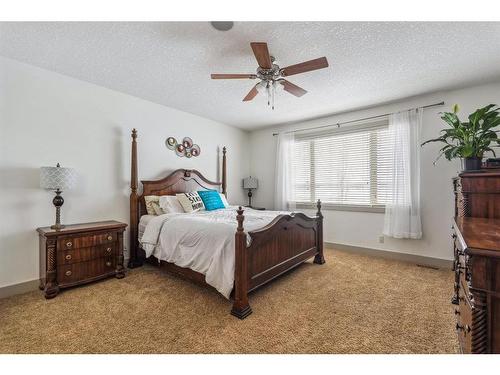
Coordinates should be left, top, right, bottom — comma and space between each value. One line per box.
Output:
325, 242, 453, 269
0, 279, 40, 299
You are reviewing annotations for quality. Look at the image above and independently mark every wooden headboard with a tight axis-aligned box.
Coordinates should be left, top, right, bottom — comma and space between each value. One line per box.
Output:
128, 129, 227, 268
139, 169, 224, 217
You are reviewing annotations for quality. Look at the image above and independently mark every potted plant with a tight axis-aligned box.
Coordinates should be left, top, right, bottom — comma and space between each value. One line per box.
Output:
422, 104, 500, 171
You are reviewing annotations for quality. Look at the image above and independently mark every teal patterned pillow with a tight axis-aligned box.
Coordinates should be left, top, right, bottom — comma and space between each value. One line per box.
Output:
198, 190, 225, 211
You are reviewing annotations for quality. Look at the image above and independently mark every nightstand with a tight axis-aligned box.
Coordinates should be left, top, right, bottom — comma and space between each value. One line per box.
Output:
37, 220, 127, 299
245, 206, 266, 211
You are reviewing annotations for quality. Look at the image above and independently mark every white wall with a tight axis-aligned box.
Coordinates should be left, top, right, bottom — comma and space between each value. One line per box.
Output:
249, 81, 500, 261
0, 57, 250, 288
2, 54, 499, 288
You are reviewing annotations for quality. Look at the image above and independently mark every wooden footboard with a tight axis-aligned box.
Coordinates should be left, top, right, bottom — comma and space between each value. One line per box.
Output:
231, 201, 325, 319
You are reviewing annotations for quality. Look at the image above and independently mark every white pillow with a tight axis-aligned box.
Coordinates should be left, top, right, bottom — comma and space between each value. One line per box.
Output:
176, 192, 205, 213
159, 195, 184, 214
219, 193, 229, 208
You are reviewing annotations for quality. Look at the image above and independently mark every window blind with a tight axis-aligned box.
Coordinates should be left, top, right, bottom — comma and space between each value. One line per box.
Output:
291, 119, 392, 208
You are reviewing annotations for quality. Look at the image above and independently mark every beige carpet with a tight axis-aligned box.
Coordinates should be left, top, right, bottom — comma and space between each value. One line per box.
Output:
0, 249, 459, 354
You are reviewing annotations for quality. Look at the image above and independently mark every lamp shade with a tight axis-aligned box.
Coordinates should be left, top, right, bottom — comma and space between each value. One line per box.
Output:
242, 176, 258, 190
40, 164, 77, 190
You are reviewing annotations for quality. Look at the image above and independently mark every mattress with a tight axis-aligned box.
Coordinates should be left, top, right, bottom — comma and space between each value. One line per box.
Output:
138, 215, 156, 242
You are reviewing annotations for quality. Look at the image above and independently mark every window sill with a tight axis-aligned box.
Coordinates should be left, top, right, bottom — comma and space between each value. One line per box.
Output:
293, 202, 385, 213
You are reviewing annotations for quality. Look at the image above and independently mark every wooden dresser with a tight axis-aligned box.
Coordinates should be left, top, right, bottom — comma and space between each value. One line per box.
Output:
452, 171, 500, 353
453, 171, 500, 219
37, 221, 127, 298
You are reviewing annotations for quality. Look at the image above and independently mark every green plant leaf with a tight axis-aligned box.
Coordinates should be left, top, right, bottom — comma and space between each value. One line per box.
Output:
440, 112, 460, 128
423, 103, 500, 164
461, 145, 474, 158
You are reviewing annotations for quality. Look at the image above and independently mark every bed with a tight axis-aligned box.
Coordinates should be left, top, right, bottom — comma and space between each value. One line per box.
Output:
128, 129, 325, 319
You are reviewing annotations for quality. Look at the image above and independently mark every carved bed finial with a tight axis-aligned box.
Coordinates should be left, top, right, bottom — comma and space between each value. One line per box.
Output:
236, 206, 245, 232
131, 129, 138, 193
316, 199, 323, 218
222, 146, 227, 197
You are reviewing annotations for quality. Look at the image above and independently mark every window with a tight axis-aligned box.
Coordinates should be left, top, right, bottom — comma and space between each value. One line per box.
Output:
291, 119, 391, 211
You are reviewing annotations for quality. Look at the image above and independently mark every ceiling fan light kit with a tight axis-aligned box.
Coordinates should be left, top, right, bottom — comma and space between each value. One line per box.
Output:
211, 42, 329, 110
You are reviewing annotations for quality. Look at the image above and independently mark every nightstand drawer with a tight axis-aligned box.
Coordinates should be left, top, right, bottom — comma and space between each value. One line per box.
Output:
58, 243, 117, 265
58, 257, 116, 286
58, 231, 117, 250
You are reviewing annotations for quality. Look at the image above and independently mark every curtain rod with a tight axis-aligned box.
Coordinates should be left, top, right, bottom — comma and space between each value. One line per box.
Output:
272, 101, 445, 136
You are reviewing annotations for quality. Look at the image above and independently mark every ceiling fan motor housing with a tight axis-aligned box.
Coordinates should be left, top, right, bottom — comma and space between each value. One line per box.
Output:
256, 57, 281, 83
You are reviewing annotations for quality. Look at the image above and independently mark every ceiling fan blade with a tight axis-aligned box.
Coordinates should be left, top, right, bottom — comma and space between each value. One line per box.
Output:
243, 84, 259, 101
280, 80, 307, 97
211, 74, 257, 79
250, 42, 273, 69
281, 57, 329, 77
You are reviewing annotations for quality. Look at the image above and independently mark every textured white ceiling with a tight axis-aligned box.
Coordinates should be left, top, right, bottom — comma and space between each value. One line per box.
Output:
1, 22, 500, 130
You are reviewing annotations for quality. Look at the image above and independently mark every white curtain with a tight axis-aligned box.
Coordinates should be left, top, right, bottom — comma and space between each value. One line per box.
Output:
274, 132, 296, 211
383, 108, 423, 239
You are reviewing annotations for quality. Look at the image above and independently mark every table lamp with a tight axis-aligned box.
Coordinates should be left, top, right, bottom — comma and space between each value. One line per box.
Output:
242, 176, 258, 207
40, 163, 77, 230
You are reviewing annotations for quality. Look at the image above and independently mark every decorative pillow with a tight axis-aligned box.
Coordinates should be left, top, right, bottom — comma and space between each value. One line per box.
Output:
218, 193, 229, 208
144, 195, 163, 215
176, 192, 205, 213
159, 195, 184, 214
198, 190, 225, 211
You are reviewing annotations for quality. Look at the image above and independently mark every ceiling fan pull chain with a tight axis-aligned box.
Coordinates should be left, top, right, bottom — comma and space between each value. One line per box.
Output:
272, 82, 275, 110
267, 82, 270, 106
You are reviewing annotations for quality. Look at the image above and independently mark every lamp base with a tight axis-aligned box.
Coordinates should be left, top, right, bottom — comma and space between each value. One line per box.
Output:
51, 189, 65, 230
247, 189, 253, 207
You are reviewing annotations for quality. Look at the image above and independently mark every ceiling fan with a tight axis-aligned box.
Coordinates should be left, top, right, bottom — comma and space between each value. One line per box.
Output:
211, 42, 329, 109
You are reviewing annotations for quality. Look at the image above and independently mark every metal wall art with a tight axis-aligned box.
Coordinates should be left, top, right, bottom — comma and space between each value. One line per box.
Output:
165, 136, 201, 158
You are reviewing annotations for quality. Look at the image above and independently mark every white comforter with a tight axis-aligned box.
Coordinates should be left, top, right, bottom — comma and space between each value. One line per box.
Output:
140, 206, 288, 299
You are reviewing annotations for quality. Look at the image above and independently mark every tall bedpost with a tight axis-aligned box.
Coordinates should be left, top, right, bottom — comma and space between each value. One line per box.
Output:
222, 146, 227, 197
128, 129, 142, 269
314, 199, 325, 264
231, 207, 252, 319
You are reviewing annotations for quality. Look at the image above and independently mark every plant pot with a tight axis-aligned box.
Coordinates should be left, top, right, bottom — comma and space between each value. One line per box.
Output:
462, 157, 483, 171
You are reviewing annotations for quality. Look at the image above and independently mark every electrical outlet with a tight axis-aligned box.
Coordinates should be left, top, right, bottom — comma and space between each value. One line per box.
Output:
378, 235, 385, 244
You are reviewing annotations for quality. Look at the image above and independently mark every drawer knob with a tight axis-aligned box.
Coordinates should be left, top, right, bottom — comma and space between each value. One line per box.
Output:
66, 241, 73, 248
65, 254, 72, 260
107, 235, 113, 241
106, 247, 112, 253
106, 261, 112, 267
65, 270, 72, 276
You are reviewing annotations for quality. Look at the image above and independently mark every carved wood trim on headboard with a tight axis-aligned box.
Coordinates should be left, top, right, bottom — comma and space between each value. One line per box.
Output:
128, 129, 227, 268
139, 169, 222, 216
